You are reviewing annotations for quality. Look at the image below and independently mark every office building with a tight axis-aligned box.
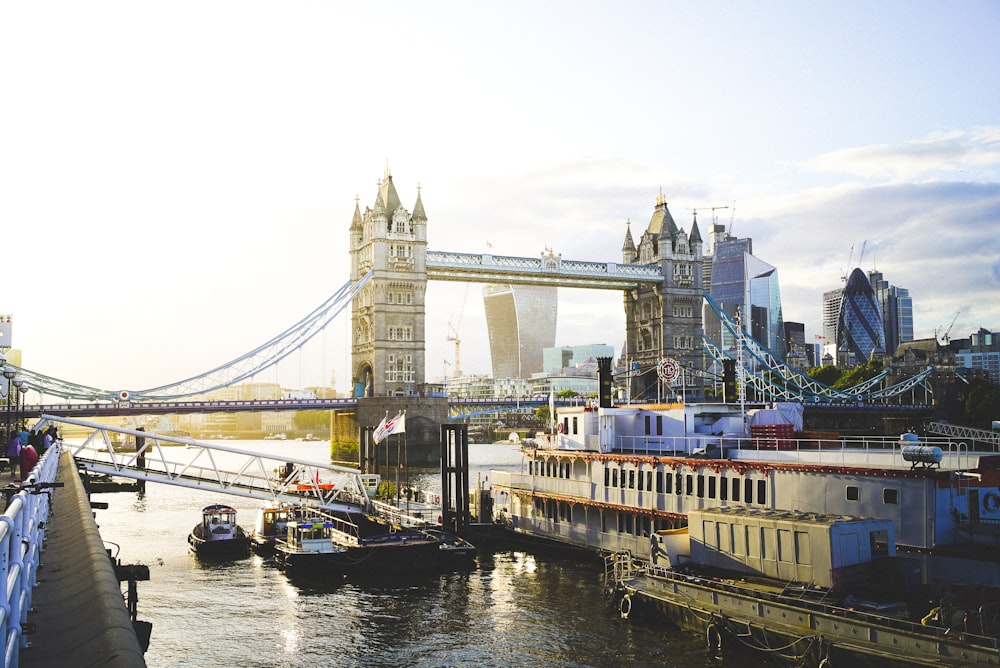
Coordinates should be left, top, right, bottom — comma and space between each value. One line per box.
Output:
483, 284, 557, 379
837, 268, 886, 365
868, 270, 913, 356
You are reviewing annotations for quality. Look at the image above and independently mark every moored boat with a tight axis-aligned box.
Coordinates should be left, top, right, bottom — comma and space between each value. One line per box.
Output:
250, 502, 307, 556
608, 507, 1000, 667
421, 527, 477, 568
188, 504, 251, 559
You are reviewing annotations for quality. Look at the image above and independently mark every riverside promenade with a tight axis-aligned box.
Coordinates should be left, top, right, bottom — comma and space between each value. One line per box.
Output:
17, 450, 146, 668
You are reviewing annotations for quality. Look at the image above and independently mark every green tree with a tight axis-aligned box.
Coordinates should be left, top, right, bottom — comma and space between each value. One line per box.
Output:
833, 359, 883, 390
964, 380, 1000, 428
807, 364, 842, 387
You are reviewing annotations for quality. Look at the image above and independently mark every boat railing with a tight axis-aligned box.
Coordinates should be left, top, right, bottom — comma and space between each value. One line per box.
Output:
624, 556, 999, 651
369, 499, 435, 527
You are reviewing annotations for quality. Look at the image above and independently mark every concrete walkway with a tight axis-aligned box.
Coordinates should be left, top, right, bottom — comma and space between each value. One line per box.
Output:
19, 452, 146, 668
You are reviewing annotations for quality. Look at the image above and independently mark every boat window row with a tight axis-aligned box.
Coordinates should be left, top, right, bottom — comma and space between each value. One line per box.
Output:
559, 417, 580, 435
528, 459, 572, 479
531, 498, 679, 538
846, 485, 900, 505
602, 464, 768, 506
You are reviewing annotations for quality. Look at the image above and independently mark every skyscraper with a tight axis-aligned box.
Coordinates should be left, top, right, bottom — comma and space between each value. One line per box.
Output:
707, 236, 787, 358
837, 268, 886, 364
483, 284, 557, 379
868, 270, 913, 356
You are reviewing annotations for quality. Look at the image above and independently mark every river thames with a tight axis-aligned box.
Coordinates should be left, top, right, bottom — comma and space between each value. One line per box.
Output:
90, 439, 762, 667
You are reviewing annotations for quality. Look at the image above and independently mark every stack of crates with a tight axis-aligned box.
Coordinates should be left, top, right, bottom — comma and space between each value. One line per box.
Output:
750, 423, 795, 450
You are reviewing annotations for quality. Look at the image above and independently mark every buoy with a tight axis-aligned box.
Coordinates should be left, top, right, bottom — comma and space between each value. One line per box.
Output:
619, 594, 632, 619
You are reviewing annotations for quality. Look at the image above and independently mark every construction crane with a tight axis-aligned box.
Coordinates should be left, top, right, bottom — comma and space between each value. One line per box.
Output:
446, 285, 469, 378
936, 309, 960, 344
841, 244, 855, 282
727, 201, 736, 235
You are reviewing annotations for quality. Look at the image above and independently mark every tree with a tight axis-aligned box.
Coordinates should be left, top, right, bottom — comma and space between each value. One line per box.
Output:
807, 364, 842, 387
964, 380, 1000, 428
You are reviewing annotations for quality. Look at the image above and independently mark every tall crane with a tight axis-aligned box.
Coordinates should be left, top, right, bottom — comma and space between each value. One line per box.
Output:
446, 285, 469, 378
936, 309, 960, 344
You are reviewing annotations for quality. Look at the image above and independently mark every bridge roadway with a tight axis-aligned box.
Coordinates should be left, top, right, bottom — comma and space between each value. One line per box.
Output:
8, 396, 566, 421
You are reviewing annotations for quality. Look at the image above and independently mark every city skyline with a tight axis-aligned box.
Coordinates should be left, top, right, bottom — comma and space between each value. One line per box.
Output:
2, 3, 998, 396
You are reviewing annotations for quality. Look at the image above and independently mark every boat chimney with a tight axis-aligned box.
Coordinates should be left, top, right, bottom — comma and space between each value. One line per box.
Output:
597, 357, 613, 408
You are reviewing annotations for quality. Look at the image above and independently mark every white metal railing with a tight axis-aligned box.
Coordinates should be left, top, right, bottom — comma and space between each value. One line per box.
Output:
49, 415, 374, 511
0, 443, 60, 668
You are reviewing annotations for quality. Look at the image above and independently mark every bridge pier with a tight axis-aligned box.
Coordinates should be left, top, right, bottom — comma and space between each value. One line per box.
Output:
334, 397, 449, 468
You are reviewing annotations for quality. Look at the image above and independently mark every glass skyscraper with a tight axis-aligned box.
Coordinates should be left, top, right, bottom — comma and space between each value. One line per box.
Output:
483, 284, 557, 379
707, 238, 786, 358
837, 268, 886, 364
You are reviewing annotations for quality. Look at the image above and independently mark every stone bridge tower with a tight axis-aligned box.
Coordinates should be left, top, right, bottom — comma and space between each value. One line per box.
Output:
621, 191, 705, 400
349, 169, 428, 398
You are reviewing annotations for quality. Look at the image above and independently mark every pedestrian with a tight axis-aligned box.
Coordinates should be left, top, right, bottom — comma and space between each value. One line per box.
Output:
18, 425, 28, 448
6, 431, 20, 479
41, 428, 53, 455
19, 442, 38, 481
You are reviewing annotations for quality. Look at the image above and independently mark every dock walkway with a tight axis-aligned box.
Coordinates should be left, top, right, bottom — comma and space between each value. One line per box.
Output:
19, 451, 146, 668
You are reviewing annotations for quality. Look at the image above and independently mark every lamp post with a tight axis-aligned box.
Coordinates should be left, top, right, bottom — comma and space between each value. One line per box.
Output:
2, 363, 15, 444
12, 376, 24, 434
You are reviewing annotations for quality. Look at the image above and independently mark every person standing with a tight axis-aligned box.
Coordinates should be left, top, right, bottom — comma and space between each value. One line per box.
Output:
6, 431, 20, 479
19, 442, 38, 481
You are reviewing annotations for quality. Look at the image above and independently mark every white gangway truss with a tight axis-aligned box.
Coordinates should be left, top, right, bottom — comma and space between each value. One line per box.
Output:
49, 415, 376, 511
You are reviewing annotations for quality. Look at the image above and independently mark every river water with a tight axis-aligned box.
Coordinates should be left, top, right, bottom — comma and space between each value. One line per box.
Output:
90, 440, 761, 668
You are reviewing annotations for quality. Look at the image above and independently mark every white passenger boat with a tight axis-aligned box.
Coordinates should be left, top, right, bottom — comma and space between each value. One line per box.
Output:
488, 399, 1000, 588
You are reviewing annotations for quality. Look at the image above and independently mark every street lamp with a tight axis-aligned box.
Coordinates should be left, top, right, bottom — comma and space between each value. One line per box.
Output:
2, 364, 15, 443
12, 376, 24, 434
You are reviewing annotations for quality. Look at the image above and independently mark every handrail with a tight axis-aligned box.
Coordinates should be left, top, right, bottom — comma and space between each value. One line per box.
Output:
0, 444, 60, 668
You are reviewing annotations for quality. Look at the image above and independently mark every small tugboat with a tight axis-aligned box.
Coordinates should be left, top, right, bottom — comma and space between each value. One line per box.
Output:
250, 502, 306, 557
274, 507, 443, 578
187, 504, 251, 560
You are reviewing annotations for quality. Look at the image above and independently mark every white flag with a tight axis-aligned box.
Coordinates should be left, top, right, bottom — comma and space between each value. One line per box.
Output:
373, 412, 389, 444
383, 411, 405, 440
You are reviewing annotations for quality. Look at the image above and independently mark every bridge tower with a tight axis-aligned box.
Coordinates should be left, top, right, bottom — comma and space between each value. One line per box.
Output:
621, 191, 705, 400
349, 168, 428, 397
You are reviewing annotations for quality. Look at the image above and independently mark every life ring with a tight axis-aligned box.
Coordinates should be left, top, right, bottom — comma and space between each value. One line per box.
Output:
118, 390, 130, 402
619, 594, 632, 619
984, 492, 1000, 513
556, 423, 564, 433
706, 623, 722, 650
435, 495, 440, 505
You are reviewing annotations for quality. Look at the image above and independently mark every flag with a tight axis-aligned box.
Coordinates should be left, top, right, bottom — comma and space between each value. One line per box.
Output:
372, 412, 389, 444
374, 411, 405, 444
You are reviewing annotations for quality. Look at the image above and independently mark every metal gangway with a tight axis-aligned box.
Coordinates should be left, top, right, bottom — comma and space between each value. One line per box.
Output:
47, 415, 376, 512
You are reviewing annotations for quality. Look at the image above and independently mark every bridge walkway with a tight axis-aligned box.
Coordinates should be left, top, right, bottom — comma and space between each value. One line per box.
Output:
19, 450, 146, 668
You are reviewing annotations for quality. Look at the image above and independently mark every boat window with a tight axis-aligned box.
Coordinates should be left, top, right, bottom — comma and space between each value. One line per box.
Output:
604, 466, 610, 487
756, 480, 767, 505
685, 474, 693, 496
656, 415, 663, 435
637, 468, 644, 491
883, 488, 899, 505
720, 476, 728, 501
621, 468, 627, 489
572, 416, 578, 434
708, 476, 716, 499
612, 468, 618, 487
644, 415, 651, 435
871, 529, 890, 556
696, 475, 705, 498
629, 470, 635, 489
846, 485, 860, 502
658, 471, 667, 494
732, 478, 741, 502
744, 479, 753, 504
675, 472, 683, 495
646, 471, 653, 492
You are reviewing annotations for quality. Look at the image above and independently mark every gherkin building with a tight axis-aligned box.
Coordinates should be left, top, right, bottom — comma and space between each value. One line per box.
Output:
837, 268, 886, 363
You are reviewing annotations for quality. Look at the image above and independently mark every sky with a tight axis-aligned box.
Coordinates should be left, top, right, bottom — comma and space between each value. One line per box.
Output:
2, 1, 999, 398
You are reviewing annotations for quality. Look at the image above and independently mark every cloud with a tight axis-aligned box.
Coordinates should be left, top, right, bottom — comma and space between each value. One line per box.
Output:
802, 127, 1000, 182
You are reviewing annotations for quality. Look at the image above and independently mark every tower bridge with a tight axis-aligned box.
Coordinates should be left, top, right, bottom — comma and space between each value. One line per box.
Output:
3, 170, 934, 451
